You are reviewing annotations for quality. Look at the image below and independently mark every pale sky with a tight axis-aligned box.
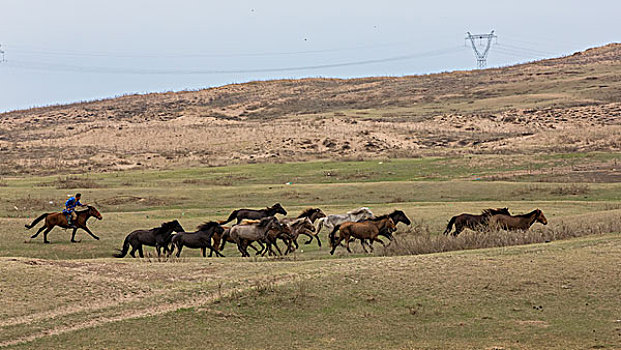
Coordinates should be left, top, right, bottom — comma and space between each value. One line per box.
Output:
0, 0, 619, 112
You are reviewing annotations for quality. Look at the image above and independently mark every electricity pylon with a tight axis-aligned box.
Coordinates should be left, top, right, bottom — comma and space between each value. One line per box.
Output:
0, 44, 5, 62
465, 30, 496, 68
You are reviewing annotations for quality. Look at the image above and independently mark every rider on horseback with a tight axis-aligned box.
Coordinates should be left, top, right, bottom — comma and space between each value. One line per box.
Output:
63, 193, 84, 228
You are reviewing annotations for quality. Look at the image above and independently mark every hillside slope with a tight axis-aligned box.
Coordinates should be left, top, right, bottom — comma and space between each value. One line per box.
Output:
1, 44, 619, 175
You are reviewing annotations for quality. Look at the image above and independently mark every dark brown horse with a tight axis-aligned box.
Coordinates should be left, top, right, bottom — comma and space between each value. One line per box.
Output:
220, 203, 287, 225
330, 217, 396, 255
443, 208, 510, 236
114, 220, 185, 258
282, 208, 326, 247
171, 222, 225, 258
488, 209, 548, 230
25, 206, 103, 243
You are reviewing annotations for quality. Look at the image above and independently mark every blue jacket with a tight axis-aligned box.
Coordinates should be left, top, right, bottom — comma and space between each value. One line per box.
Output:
64, 197, 82, 213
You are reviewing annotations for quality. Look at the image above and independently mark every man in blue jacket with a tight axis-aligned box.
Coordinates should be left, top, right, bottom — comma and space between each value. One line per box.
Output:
63, 193, 84, 228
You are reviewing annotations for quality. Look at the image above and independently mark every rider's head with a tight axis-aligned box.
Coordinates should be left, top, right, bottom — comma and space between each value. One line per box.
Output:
76, 193, 82, 199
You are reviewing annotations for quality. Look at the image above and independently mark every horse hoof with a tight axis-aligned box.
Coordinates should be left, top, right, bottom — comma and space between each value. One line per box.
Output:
44, 241, 51, 244
94, 236, 100, 240
71, 240, 81, 243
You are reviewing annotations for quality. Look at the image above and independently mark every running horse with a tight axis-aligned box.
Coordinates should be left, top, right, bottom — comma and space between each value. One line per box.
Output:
488, 209, 548, 230
25, 205, 103, 243
220, 203, 287, 225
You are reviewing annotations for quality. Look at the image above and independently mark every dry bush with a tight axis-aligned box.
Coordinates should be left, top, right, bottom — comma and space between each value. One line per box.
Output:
383, 213, 621, 257
54, 176, 104, 189
550, 183, 590, 195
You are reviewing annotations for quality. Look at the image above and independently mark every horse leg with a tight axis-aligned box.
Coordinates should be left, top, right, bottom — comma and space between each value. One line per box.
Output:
31, 225, 47, 239
344, 236, 352, 253
79, 226, 99, 240
304, 235, 313, 245
176, 244, 183, 258
201, 247, 206, 258
43, 227, 53, 244
71, 228, 81, 243
138, 244, 144, 258
254, 241, 265, 256
130, 244, 138, 258
360, 239, 369, 253
330, 236, 344, 255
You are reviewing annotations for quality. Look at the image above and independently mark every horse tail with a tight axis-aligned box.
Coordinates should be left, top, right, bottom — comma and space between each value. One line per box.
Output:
219, 210, 239, 225
443, 216, 456, 235
329, 224, 341, 248
114, 235, 130, 258
25, 213, 48, 229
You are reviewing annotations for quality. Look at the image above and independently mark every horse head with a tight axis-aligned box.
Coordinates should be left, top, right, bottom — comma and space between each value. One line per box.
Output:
392, 210, 411, 226
271, 203, 287, 216
535, 209, 548, 225
171, 220, 185, 233
87, 206, 103, 220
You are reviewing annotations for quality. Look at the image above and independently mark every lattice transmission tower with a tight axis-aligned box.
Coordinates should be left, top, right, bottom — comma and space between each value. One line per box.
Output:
0, 44, 5, 62
465, 30, 497, 68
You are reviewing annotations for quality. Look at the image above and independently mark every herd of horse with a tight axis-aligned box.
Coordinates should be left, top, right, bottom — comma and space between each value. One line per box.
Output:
24, 203, 549, 258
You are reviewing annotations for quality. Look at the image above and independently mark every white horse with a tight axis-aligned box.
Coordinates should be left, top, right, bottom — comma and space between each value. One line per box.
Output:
309, 207, 375, 247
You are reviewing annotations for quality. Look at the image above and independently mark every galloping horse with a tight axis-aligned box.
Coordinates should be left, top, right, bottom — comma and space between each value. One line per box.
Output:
330, 217, 396, 255
114, 220, 185, 258
25, 205, 103, 243
282, 208, 326, 247
220, 203, 287, 225
312, 207, 375, 247
443, 208, 510, 236
171, 222, 225, 258
488, 209, 548, 230
229, 216, 282, 257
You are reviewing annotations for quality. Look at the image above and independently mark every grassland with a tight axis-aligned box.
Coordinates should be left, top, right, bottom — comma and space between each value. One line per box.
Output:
0, 153, 620, 349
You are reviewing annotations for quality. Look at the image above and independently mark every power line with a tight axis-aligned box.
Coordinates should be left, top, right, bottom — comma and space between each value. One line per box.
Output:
2, 46, 464, 75
6, 41, 412, 59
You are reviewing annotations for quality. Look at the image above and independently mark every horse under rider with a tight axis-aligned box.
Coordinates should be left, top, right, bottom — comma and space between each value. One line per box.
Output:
63, 193, 84, 228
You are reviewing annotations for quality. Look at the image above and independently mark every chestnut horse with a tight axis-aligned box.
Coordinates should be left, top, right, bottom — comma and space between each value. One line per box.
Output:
488, 209, 548, 230
25, 205, 103, 243
330, 217, 396, 255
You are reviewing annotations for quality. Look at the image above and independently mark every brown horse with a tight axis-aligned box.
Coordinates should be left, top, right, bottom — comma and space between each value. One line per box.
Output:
488, 209, 548, 230
330, 217, 396, 255
25, 206, 103, 243
284, 217, 317, 254
443, 208, 510, 236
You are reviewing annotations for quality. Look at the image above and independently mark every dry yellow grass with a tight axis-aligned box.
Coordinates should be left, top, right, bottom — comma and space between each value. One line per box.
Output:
0, 44, 620, 175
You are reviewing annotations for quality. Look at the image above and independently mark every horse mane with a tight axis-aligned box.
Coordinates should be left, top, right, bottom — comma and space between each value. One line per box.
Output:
297, 208, 317, 218
368, 214, 392, 221
347, 207, 370, 215
481, 208, 510, 216
258, 217, 271, 227
513, 209, 539, 218
196, 221, 220, 232
151, 220, 177, 234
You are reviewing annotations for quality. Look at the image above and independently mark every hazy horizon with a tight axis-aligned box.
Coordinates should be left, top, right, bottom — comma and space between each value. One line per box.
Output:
1, 0, 619, 113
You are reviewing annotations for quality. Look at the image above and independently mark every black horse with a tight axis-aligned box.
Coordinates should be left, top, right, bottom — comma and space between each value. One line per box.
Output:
114, 220, 185, 258
220, 203, 287, 225
443, 208, 510, 236
171, 222, 225, 258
